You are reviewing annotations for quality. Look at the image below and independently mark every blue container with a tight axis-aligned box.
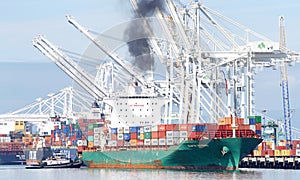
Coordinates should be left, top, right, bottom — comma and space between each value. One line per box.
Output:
199, 125, 207, 132
130, 127, 137, 133
255, 130, 261, 135
249, 118, 256, 125
111, 128, 117, 134
124, 133, 131, 141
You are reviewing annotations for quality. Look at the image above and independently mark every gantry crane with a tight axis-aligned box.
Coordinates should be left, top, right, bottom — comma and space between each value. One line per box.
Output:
279, 16, 292, 149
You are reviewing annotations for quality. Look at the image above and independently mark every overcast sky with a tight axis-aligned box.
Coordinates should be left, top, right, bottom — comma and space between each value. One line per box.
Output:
0, 0, 299, 127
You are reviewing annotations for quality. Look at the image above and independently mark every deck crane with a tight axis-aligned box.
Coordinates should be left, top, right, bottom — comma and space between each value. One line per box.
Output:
279, 16, 292, 149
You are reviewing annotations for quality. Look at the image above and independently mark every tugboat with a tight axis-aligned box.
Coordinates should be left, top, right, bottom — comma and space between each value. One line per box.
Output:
25, 150, 82, 169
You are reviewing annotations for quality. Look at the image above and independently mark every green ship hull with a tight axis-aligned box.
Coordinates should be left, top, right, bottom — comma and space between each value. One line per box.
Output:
82, 137, 262, 170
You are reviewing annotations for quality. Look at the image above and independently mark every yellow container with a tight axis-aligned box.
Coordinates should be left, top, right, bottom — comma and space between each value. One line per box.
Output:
274, 150, 282, 156
88, 142, 94, 148
253, 150, 261, 156
139, 133, 144, 140
257, 145, 262, 151
281, 150, 291, 156
15, 121, 25, 130
130, 140, 137, 146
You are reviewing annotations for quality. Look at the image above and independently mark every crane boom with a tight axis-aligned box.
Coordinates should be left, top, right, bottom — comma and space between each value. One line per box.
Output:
33, 35, 108, 100
279, 16, 292, 149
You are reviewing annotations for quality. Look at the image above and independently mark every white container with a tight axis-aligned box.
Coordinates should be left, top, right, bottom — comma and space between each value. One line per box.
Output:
144, 139, 151, 145
107, 140, 117, 147
117, 134, 124, 140
94, 127, 101, 134
94, 134, 100, 140
296, 149, 300, 156
180, 131, 188, 138
144, 126, 151, 132
173, 137, 180, 145
250, 125, 256, 131
173, 131, 180, 138
124, 127, 130, 134
166, 131, 173, 138
117, 127, 123, 134
139, 127, 144, 134
159, 139, 166, 145
166, 138, 173, 145
94, 139, 100, 146
151, 139, 158, 146
151, 125, 158, 132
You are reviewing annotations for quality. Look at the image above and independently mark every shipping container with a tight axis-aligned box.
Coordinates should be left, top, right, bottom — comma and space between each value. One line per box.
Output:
130, 133, 137, 140
124, 127, 130, 134
144, 126, 151, 132
158, 125, 166, 131
124, 133, 130, 141
111, 128, 117, 134
159, 138, 166, 145
255, 116, 262, 123
173, 131, 180, 138
249, 118, 256, 125
88, 136, 94, 142
151, 132, 159, 139
137, 140, 144, 146
117, 134, 124, 140
144, 139, 151, 146
107, 140, 117, 147
166, 138, 173, 145
158, 131, 166, 139
151, 125, 158, 132
130, 139, 137, 146
117, 127, 123, 134
144, 132, 151, 139
129, 127, 137, 133
151, 139, 158, 146
166, 131, 173, 138
179, 124, 188, 131
117, 140, 124, 146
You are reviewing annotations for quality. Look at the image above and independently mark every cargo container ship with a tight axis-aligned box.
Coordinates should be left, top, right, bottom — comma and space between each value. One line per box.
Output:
0, 142, 24, 165
77, 98, 263, 170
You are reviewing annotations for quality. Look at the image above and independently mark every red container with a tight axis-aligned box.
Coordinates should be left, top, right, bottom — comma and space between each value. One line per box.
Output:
290, 149, 296, 156
158, 125, 166, 131
77, 146, 83, 152
117, 140, 124, 146
261, 150, 266, 156
239, 124, 250, 130
174, 124, 179, 131
266, 150, 274, 156
158, 131, 166, 139
111, 134, 117, 140
87, 130, 94, 136
255, 124, 262, 131
130, 133, 137, 140
151, 132, 159, 139
165, 124, 175, 131
179, 124, 188, 131
188, 132, 202, 139
137, 140, 144, 146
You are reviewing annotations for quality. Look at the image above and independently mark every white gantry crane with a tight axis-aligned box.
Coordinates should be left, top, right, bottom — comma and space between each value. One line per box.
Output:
30, 1, 299, 135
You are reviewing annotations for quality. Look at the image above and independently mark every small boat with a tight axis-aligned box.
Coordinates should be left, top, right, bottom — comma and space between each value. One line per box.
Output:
25, 151, 82, 169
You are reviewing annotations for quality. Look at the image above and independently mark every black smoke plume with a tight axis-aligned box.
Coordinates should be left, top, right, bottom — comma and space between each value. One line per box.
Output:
125, 0, 165, 71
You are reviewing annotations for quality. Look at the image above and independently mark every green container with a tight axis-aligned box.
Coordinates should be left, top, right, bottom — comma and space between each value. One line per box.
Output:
255, 116, 262, 123
247, 116, 255, 119
93, 124, 99, 128
88, 124, 94, 130
144, 132, 151, 139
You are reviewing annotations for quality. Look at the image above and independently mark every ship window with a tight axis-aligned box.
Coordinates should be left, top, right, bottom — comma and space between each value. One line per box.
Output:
147, 109, 149, 111
117, 103, 119, 105
125, 103, 127, 105
140, 109, 142, 111
132, 109, 134, 111
152, 109, 154, 111
147, 103, 149, 105
0, 123, 2, 125
120, 109, 122, 111
125, 109, 127, 111
125, 115, 127, 117
4, 123, 7, 125
155, 103, 157, 105
140, 115, 142, 117
145, 115, 147, 117
120, 103, 122, 105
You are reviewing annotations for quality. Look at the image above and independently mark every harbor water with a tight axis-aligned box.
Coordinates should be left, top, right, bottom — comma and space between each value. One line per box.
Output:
1, 165, 300, 180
